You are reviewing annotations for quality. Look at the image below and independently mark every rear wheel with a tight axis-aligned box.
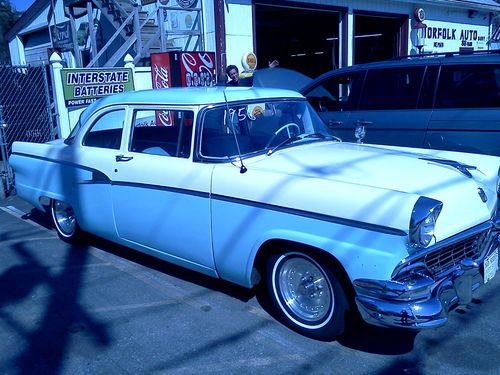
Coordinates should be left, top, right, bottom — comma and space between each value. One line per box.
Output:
50, 199, 82, 243
265, 250, 348, 340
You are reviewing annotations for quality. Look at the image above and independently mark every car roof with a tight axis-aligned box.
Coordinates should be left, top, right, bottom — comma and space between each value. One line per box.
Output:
79, 86, 304, 125
363, 50, 500, 67
94, 86, 303, 107
301, 49, 500, 93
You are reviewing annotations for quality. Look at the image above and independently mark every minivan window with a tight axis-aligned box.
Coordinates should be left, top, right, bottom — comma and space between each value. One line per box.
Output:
435, 64, 500, 108
359, 67, 426, 110
304, 71, 364, 112
418, 65, 439, 109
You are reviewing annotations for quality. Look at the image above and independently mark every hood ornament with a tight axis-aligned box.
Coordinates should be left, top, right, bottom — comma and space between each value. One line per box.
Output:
419, 157, 477, 178
354, 120, 371, 144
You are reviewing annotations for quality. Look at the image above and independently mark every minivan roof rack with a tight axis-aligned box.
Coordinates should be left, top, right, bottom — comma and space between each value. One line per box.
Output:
390, 49, 500, 60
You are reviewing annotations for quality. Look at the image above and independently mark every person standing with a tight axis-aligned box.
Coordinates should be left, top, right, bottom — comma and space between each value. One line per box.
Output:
226, 65, 240, 86
225, 59, 279, 86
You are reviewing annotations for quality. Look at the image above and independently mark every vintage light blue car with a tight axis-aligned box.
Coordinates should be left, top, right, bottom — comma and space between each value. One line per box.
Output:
9, 87, 500, 340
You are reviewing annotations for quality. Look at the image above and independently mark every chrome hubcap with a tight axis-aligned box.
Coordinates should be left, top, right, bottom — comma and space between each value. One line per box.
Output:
53, 201, 76, 236
278, 257, 332, 322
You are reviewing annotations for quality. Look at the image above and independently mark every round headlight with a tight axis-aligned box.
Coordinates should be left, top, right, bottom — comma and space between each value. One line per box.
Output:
497, 166, 500, 194
418, 213, 436, 247
410, 197, 443, 248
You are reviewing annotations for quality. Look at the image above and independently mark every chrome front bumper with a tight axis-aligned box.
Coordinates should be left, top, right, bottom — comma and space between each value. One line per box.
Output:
353, 221, 500, 329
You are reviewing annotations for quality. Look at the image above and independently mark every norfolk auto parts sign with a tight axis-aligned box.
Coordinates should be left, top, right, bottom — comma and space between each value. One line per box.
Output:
423, 20, 488, 52
61, 68, 135, 107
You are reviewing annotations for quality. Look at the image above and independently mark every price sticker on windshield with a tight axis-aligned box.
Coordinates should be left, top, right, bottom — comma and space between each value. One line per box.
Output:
483, 248, 498, 284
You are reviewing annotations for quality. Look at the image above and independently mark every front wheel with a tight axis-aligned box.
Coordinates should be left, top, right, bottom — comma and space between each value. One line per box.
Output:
265, 251, 348, 340
50, 199, 83, 243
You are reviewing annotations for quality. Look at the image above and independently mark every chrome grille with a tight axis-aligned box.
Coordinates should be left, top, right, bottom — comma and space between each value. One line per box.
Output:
423, 231, 489, 275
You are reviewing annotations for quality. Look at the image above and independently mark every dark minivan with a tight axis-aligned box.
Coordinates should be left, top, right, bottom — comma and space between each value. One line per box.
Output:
301, 50, 500, 156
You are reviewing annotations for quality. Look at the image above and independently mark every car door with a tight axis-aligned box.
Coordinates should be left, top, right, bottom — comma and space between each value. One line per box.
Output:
74, 106, 128, 241
302, 70, 365, 141
110, 106, 217, 275
426, 63, 500, 156
351, 65, 433, 147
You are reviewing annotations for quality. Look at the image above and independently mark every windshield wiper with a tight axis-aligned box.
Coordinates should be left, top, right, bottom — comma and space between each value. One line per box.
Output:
266, 133, 339, 156
267, 135, 304, 155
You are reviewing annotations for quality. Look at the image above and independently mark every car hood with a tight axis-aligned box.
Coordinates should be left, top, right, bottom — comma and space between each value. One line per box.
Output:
251, 67, 312, 90
213, 141, 498, 240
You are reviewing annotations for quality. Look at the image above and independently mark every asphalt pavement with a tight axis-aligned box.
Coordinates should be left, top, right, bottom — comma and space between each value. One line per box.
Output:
1, 194, 500, 375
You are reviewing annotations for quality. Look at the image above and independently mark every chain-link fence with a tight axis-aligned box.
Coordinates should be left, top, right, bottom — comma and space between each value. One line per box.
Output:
0, 65, 55, 198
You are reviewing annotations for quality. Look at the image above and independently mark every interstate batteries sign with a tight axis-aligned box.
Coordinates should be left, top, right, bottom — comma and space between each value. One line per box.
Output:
61, 68, 135, 107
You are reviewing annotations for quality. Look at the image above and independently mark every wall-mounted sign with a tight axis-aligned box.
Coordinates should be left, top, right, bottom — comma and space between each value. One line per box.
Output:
423, 20, 488, 52
61, 68, 135, 107
157, 0, 197, 8
177, 0, 197, 8
50, 22, 74, 52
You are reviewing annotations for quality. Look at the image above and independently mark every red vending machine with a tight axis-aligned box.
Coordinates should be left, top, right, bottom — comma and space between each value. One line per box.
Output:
150, 51, 215, 126
150, 51, 216, 89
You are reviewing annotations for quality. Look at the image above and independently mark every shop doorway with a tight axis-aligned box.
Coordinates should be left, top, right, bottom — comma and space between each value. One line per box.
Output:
254, 3, 341, 79
354, 14, 407, 64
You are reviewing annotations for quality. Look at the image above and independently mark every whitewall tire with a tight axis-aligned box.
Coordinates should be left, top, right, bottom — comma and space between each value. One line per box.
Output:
266, 251, 348, 340
50, 199, 82, 243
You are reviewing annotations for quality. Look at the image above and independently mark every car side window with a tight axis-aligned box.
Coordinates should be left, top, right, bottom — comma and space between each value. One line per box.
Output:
435, 64, 500, 108
83, 109, 125, 149
417, 65, 439, 109
304, 71, 364, 112
129, 109, 193, 158
359, 67, 425, 110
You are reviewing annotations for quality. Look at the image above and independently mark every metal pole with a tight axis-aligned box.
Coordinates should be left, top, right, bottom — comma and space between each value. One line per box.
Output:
0, 105, 13, 197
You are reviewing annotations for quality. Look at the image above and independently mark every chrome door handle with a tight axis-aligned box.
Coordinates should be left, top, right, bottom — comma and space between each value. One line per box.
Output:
116, 154, 133, 162
328, 120, 343, 126
354, 119, 373, 126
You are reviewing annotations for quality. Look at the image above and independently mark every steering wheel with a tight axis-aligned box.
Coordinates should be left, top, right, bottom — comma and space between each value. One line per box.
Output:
265, 123, 301, 148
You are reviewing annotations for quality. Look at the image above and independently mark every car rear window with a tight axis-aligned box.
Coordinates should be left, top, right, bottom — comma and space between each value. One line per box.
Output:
435, 64, 500, 108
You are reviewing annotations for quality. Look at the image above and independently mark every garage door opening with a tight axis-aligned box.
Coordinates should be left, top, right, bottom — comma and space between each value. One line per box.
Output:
254, 4, 341, 79
354, 14, 407, 64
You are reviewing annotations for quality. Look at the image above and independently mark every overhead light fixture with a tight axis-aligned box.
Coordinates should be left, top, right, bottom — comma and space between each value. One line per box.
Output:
354, 33, 383, 39
326, 37, 339, 41
314, 51, 324, 55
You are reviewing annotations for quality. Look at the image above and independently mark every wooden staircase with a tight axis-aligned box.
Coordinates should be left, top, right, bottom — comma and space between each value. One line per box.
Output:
86, 0, 203, 67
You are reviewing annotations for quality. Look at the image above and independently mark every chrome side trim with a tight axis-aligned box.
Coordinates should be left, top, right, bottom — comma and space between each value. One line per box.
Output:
212, 194, 407, 236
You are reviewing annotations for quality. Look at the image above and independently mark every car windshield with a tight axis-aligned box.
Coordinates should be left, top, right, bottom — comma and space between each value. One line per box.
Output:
200, 99, 336, 158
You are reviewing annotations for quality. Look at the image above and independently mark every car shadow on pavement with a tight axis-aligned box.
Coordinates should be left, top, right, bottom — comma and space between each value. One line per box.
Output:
255, 280, 418, 354
22, 206, 417, 355
77, 222, 257, 304
0, 239, 111, 374
338, 320, 417, 354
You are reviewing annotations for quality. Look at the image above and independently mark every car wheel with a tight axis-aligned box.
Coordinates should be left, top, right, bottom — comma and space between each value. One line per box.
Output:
266, 251, 348, 340
50, 199, 82, 243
